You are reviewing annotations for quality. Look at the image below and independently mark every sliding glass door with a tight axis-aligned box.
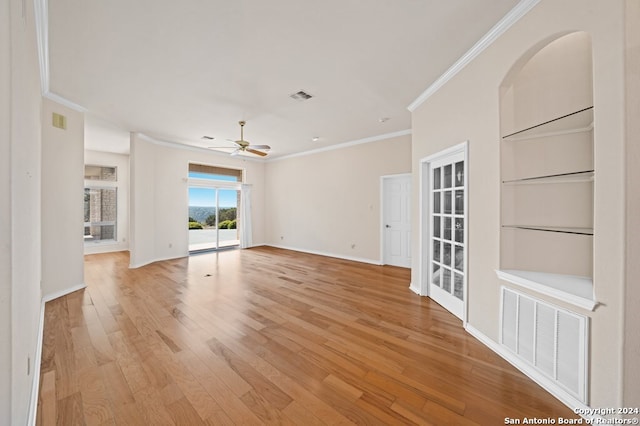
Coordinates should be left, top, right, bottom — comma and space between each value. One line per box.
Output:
188, 185, 239, 252
217, 189, 239, 249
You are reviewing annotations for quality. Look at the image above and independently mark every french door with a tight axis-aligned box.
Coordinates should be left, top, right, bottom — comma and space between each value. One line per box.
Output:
424, 146, 467, 320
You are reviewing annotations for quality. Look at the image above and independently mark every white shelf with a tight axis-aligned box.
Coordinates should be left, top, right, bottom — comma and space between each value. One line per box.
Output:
496, 269, 596, 311
503, 107, 594, 142
502, 225, 593, 236
503, 171, 594, 185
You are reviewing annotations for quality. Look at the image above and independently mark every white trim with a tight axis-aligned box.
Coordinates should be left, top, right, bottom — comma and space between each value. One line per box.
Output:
33, 0, 49, 94
29, 282, 89, 425
418, 141, 469, 324
409, 282, 420, 294
129, 253, 188, 269
33, 0, 87, 111
502, 124, 593, 142
419, 141, 468, 164
465, 323, 602, 423
135, 133, 265, 163
266, 244, 383, 266
84, 243, 129, 255
407, 0, 541, 112
496, 269, 597, 311
42, 283, 87, 303
26, 300, 46, 426
43, 92, 86, 112
267, 129, 412, 162
380, 173, 412, 179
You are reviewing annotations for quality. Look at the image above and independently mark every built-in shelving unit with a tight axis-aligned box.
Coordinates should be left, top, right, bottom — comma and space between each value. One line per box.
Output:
502, 170, 594, 185
498, 106, 596, 311
502, 107, 593, 141
501, 225, 593, 235
497, 270, 595, 311
496, 32, 594, 406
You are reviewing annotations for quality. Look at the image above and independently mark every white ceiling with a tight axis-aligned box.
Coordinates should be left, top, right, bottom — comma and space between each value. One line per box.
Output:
47, 0, 520, 158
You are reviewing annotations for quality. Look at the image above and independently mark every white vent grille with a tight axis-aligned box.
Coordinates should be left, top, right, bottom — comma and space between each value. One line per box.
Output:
289, 90, 313, 101
501, 287, 588, 403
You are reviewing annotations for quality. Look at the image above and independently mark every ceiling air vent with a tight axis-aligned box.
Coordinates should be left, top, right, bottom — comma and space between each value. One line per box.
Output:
290, 90, 313, 101
201, 136, 214, 140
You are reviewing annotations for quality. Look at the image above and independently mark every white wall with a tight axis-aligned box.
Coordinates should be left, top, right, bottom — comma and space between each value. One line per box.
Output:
41, 98, 85, 298
84, 150, 130, 254
129, 133, 266, 268
264, 135, 411, 263
0, 0, 11, 417
2, 0, 45, 424
411, 0, 631, 408
624, 0, 640, 405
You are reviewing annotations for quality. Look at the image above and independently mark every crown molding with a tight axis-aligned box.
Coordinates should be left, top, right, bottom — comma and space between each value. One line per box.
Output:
267, 129, 412, 163
34, 0, 87, 113
33, 0, 49, 94
43, 91, 87, 112
133, 132, 265, 163
407, 0, 541, 112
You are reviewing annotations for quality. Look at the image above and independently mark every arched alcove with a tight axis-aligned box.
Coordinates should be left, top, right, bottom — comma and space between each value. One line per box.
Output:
496, 32, 595, 404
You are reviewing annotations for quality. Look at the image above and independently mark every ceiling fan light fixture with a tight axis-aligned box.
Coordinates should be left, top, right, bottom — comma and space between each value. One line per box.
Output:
205, 120, 271, 157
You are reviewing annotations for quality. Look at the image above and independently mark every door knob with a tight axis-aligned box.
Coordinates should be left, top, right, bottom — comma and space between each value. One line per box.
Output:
385, 224, 391, 228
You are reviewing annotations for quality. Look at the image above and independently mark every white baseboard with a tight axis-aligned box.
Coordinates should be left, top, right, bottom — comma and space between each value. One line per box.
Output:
29, 282, 88, 425
83, 241, 129, 255
266, 244, 383, 266
464, 323, 603, 422
26, 300, 46, 426
409, 282, 421, 295
129, 253, 188, 269
42, 282, 87, 303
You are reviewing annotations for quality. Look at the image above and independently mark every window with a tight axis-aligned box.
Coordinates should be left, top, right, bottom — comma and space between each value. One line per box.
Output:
188, 163, 242, 182
85, 165, 117, 181
84, 165, 117, 243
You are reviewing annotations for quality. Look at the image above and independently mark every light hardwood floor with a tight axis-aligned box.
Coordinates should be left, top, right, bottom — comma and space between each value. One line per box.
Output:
37, 246, 578, 425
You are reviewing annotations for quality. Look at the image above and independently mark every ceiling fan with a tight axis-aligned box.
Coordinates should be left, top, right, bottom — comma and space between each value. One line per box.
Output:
209, 120, 271, 157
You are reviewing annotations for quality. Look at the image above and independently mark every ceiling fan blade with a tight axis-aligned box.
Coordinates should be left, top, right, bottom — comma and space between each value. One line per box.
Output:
246, 148, 268, 157
249, 144, 271, 150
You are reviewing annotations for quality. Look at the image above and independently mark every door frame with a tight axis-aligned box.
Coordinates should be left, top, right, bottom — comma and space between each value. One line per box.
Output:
380, 173, 412, 267
419, 141, 469, 324
188, 177, 242, 252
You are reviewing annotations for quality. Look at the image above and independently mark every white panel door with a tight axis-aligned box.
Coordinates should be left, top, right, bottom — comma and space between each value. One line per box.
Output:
428, 152, 466, 319
383, 175, 411, 268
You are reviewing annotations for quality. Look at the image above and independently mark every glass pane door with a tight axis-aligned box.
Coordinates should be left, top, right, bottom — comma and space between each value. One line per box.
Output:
217, 189, 239, 248
189, 187, 218, 251
428, 151, 466, 320
188, 186, 240, 252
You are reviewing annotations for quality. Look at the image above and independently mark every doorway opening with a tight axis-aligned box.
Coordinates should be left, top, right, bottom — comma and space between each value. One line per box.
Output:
188, 164, 242, 253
